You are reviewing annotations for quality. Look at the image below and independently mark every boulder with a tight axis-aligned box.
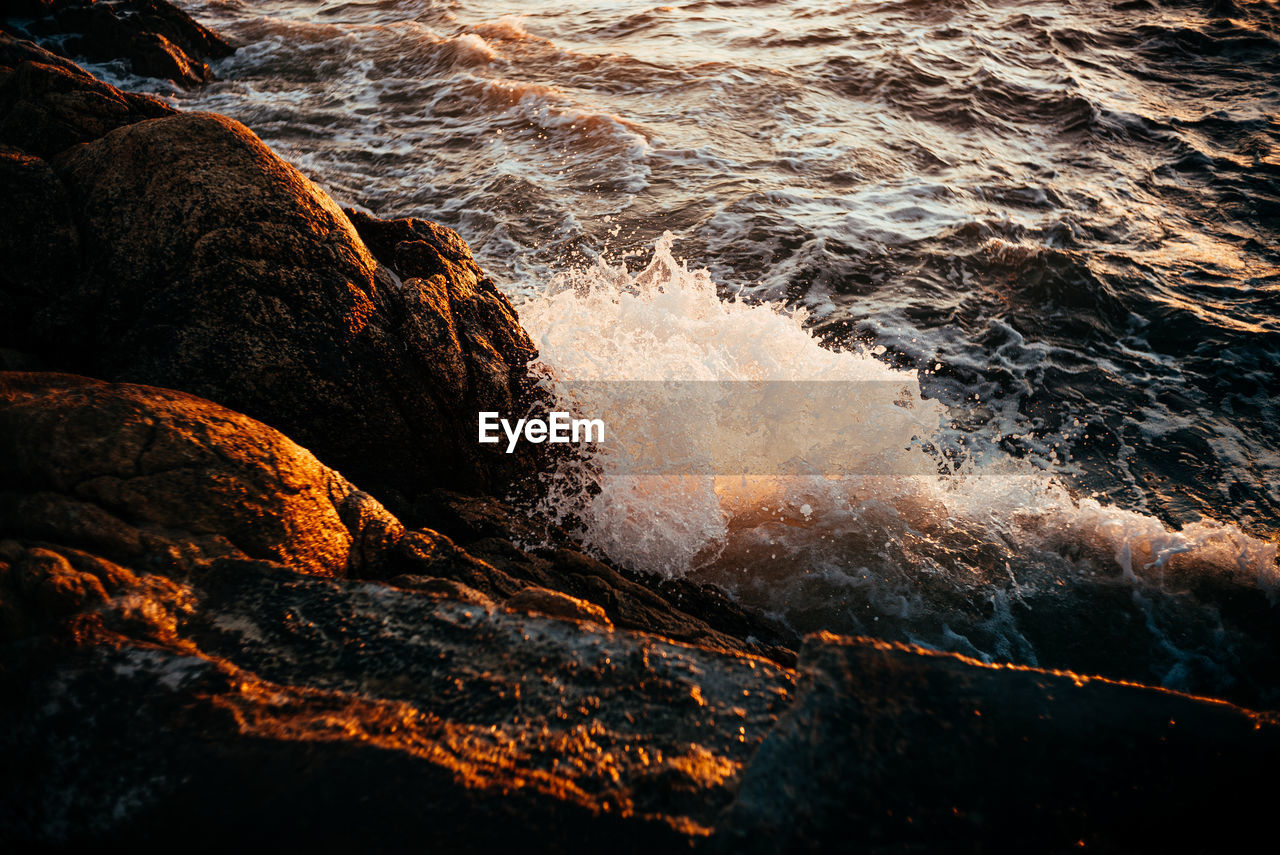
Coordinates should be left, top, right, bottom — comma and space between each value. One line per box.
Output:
0, 371, 403, 590
0, 34, 175, 157
0, 98, 537, 501
8, 0, 234, 87
716, 633, 1280, 854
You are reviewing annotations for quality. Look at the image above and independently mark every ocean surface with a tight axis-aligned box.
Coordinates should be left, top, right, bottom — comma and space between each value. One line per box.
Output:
97, 0, 1279, 703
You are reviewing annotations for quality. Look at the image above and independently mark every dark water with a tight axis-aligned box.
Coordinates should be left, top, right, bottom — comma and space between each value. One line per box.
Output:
87, 0, 1280, 703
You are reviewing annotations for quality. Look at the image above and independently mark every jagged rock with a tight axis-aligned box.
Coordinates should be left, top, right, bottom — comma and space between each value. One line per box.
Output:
410, 489, 800, 665
7, 0, 234, 87
0, 95, 536, 500
715, 634, 1280, 854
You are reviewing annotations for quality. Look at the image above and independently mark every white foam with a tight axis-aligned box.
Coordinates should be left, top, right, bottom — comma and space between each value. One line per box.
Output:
518, 234, 1279, 597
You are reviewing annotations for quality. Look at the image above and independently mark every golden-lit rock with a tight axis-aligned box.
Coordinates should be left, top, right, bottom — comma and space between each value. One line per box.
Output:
506, 586, 613, 628
0, 372, 400, 581
1, 553, 796, 849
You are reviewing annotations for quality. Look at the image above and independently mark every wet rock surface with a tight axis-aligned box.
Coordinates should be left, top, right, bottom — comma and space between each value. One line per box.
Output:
717, 634, 1280, 854
3, 0, 234, 87
0, 370, 795, 848
2, 564, 795, 850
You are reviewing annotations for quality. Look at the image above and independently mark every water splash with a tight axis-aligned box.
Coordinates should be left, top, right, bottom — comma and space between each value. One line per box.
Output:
516, 235, 1278, 700
519, 233, 1275, 591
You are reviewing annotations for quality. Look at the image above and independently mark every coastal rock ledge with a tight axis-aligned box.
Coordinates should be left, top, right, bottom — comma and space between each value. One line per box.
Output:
1, 17, 1278, 855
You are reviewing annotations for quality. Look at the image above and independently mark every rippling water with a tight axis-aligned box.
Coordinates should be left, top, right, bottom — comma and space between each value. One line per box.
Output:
93, 0, 1280, 701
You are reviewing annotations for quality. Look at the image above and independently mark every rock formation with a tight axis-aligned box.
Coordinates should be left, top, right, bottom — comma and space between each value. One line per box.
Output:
0, 33, 537, 503
0, 370, 796, 848
3, 0, 233, 86
717, 634, 1280, 853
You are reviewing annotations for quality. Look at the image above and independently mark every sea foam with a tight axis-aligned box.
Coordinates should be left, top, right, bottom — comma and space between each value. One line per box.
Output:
518, 234, 1278, 604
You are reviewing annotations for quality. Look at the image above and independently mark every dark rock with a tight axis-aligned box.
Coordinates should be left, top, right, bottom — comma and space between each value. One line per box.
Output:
389, 527, 525, 595
6, 0, 234, 87
0, 104, 536, 500
0, 35, 174, 157
127, 29, 205, 84
411, 489, 801, 665
345, 207, 477, 281
10, 545, 109, 617
0, 550, 796, 849
0, 143, 78, 324
716, 633, 1280, 854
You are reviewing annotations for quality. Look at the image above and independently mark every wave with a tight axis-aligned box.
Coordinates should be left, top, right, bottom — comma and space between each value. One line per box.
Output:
518, 235, 1279, 701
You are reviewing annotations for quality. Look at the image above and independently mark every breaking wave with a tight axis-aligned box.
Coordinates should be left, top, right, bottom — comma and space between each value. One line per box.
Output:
520, 235, 1279, 702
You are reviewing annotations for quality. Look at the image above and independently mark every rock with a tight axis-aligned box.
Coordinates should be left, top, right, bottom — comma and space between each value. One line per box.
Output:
10, 0, 234, 87
11, 546, 109, 616
0, 103, 536, 500
0, 369, 804, 847
0, 143, 78, 316
506, 586, 612, 628
384, 574, 495, 607
0, 553, 796, 850
715, 633, 1280, 854
0, 372, 404, 586
127, 29, 205, 85
411, 489, 801, 665
345, 207, 479, 281
0, 35, 175, 157
390, 528, 522, 594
